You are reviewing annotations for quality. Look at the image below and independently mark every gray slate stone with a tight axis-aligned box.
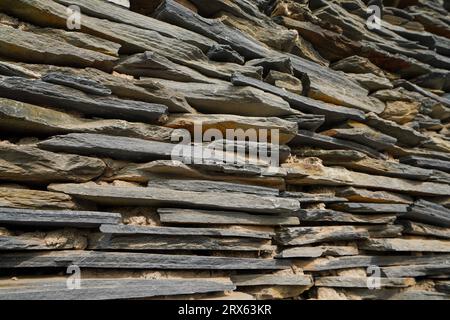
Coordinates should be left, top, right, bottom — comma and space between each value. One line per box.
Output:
0, 250, 292, 270
0, 278, 235, 300
0, 77, 168, 123
0, 207, 121, 227
48, 184, 300, 214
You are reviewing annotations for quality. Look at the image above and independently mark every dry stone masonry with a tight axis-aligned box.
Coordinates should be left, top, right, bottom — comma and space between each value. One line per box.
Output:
0, 0, 449, 300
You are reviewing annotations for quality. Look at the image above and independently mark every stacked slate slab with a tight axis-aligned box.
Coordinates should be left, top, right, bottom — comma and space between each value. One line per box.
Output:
0, 0, 449, 300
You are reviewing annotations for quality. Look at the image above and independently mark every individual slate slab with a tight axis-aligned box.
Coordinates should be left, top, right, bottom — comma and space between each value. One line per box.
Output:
276, 226, 370, 246
0, 237, 43, 251
0, 187, 79, 210
0, 98, 173, 142
230, 73, 366, 123
400, 221, 450, 239
295, 209, 397, 224
99, 224, 274, 239
54, 0, 215, 51
283, 162, 450, 196
281, 192, 347, 204
315, 277, 415, 288
153, 0, 270, 59
110, 159, 286, 190
0, 207, 121, 228
276, 246, 359, 258
404, 200, 450, 227
361, 239, 450, 253
0, 25, 117, 71
165, 113, 299, 145
289, 130, 387, 160
0, 236, 77, 251
0, 60, 41, 78
319, 127, 397, 151
88, 234, 275, 252
148, 179, 279, 196
138, 78, 295, 117
0, 77, 168, 123
400, 156, 450, 173
231, 274, 313, 286
0, 142, 105, 184
115, 51, 225, 83
336, 188, 413, 204
48, 184, 300, 214
283, 114, 325, 132
207, 44, 245, 64
301, 254, 450, 272
0, 251, 292, 270
157, 208, 299, 226
436, 281, 450, 294
33, 64, 194, 113
330, 203, 409, 214
0, 278, 235, 300
315, 153, 434, 181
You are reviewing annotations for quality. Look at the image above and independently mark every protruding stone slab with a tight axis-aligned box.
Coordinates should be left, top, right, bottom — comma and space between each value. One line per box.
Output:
404, 200, 450, 227
0, 98, 173, 141
276, 226, 369, 246
400, 156, 450, 173
320, 127, 397, 151
0, 187, 79, 210
207, 44, 245, 65
361, 239, 450, 253
0, 77, 168, 123
138, 78, 295, 117
0, 142, 105, 184
42, 72, 112, 96
400, 221, 450, 239
0, 208, 120, 227
231, 274, 313, 286
315, 277, 415, 288
148, 179, 279, 196
231, 73, 366, 123
290, 130, 386, 160
89, 232, 274, 251
336, 187, 413, 204
281, 192, 347, 204
277, 246, 359, 258
0, 25, 117, 71
0, 250, 292, 270
0, 278, 235, 300
38, 133, 177, 162
330, 203, 409, 214
283, 160, 450, 196
165, 113, 298, 145
381, 264, 450, 278
366, 112, 429, 147
48, 184, 300, 214
114, 51, 251, 83
158, 208, 299, 226
295, 209, 397, 224
100, 224, 274, 239
301, 254, 450, 271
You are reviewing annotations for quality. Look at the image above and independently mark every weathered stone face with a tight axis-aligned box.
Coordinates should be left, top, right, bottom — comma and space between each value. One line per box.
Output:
0, 0, 449, 301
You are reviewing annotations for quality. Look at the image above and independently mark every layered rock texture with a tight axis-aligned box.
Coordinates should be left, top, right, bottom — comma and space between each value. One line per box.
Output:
0, 0, 449, 300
